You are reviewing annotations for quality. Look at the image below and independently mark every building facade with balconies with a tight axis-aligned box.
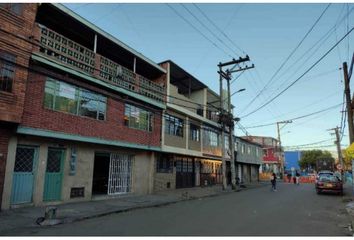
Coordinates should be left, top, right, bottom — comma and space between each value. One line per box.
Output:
1, 3, 167, 210
153, 60, 229, 191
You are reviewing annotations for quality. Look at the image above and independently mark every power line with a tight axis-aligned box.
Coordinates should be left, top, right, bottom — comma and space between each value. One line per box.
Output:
192, 3, 246, 55
240, 4, 332, 115
165, 4, 233, 58
240, 103, 342, 129
181, 4, 240, 58
284, 138, 335, 148
250, 6, 353, 109
241, 26, 354, 119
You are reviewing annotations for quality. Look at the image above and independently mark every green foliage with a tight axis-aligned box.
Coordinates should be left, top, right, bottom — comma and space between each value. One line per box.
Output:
299, 150, 334, 170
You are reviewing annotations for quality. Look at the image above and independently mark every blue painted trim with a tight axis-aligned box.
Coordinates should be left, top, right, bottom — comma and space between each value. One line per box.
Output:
17, 127, 161, 152
31, 54, 166, 110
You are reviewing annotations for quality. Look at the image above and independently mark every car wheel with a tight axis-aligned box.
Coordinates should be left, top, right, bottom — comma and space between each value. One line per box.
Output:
316, 189, 321, 194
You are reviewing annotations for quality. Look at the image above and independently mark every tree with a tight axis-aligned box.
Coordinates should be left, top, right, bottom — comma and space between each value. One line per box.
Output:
299, 150, 334, 170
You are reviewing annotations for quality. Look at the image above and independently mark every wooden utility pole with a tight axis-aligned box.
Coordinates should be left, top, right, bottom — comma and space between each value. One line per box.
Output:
218, 56, 254, 190
329, 127, 344, 180
276, 120, 292, 179
343, 61, 354, 144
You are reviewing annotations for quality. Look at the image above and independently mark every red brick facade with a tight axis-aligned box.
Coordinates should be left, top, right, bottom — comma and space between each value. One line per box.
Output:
21, 65, 162, 147
0, 3, 38, 209
0, 4, 38, 123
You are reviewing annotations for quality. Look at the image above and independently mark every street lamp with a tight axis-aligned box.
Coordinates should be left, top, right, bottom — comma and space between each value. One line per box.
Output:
230, 88, 246, 98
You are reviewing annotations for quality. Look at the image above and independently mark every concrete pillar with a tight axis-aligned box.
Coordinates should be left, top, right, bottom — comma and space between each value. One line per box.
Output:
1, 136, 17, 210
33, 143, 48, 206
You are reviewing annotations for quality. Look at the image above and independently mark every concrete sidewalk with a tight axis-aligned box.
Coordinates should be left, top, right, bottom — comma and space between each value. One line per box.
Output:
0, 182, 268, 235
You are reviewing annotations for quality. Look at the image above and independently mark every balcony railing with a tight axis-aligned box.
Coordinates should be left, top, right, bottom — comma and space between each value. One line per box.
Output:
35, 24, 165, 103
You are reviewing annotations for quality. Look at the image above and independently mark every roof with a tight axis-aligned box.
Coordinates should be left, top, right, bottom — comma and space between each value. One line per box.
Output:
159, 60, 207, 94
52, 3, 166, 74
235, 136, 262, 147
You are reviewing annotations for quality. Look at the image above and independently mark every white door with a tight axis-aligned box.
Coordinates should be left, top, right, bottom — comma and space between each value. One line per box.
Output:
108, 153, 132, 195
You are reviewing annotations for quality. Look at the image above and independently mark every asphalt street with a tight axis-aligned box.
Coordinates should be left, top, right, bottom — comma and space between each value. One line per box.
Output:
8, 182, 353, 236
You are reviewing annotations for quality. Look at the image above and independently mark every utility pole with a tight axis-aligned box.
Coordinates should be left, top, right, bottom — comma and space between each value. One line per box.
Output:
329, 127, 344, 181
218, 56, 254, 190
276, 120, 292, 179
343, 61, 354, 144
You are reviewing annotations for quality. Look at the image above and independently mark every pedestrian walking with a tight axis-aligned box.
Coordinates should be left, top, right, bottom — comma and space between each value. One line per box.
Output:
292, 170, 296, 184
271, 173, 277, 191
295, 171, 300, 185
287, 172, 291, 183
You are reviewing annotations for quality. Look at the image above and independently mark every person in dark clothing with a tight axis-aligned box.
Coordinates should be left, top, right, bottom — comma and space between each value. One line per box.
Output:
271, 173, 277, 191
295, 171, 300, 185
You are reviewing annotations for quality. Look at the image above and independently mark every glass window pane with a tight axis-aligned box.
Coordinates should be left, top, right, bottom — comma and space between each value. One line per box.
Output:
79, 89, 98, 119
55, 81, 78, 114
44, 79, 56, 109
0, 52, 16, 92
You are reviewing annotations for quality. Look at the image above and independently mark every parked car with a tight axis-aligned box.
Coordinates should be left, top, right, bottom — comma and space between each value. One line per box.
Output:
315, 172, 343, 195
315, 170, 334, 182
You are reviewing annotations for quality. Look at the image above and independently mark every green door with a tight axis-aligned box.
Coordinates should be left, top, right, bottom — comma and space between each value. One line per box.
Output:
43, 148, 65, 201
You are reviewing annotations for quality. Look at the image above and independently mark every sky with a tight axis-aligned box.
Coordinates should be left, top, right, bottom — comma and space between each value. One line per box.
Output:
64, 2, 354, 154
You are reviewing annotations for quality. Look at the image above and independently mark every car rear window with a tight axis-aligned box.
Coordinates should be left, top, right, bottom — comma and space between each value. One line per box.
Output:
319, 174, 338, 182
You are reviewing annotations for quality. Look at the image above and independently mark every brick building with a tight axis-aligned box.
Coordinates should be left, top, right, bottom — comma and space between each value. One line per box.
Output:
1, 3, 167, 210
0, 3, 39, 210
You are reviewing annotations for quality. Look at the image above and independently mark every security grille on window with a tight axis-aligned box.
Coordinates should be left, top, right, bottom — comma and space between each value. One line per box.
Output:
164, 114, 184, 137
124, 104, 153, 131
0, 52, 16, 93
0, 3, 23, 15
156, 155, 173, 173
44, 78, 106, 120
190, 124, 200, 142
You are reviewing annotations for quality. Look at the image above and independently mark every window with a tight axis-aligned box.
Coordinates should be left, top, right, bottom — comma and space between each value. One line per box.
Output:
0, 52, 16, 93
0, 3, 23, 15
165, 114, 184, 137
44, 78, 106, 120
190, 123, 200, 142
124, 104, 153, 131
203, 126, 220, 147
241, 144, 245, 154
256, 148, 259, 157
247, 146, 251, 155
156, 155, 173, 173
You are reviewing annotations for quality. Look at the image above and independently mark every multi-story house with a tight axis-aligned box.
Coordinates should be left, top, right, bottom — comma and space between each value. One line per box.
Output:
234, 137, 262, 183
242, 136, 281, 175
0, 3, 38, 210
1, 3, 167, 210
153, 60, 227, 191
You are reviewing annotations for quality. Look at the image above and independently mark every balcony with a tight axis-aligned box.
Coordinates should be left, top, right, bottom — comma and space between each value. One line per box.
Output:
33, 24, 165, 103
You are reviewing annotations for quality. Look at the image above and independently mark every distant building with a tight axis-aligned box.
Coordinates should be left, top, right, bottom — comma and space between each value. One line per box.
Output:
284, 151, 301, 171
242, 136, 281, 175
234, 137, 263, 183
